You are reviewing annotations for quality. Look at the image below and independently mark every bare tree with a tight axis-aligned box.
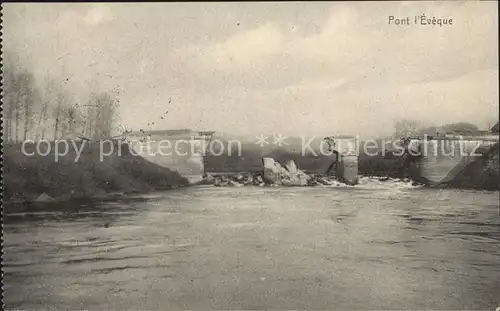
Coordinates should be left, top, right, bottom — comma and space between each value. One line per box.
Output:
66, 105, 78, 133
36, 76, 58, 140
19, 70, 38, 141
83, 96, 97, 139
3, 66, 38, 142
3, 49, 125, 144
52, 90, 69, 140
12, 74, 24, 142
58, 103, 83, 139
393, 119, 423, 139
3, 51, 123, 143
94, 93, 113, 139
81, 90, 120, 140
2, 51, 21, 142
2, 69, 17, 143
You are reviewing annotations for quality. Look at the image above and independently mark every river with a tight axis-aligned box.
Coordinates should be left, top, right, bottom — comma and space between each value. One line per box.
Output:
3, 178, 500, 310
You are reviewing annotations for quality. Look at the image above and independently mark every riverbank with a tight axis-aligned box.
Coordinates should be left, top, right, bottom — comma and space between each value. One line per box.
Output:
3, 141, 190, 205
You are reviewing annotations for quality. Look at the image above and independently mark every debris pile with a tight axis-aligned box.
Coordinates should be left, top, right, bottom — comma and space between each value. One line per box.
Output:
210, 172, 265, 187
201, 158, 349, 187
263, 158, 309, 186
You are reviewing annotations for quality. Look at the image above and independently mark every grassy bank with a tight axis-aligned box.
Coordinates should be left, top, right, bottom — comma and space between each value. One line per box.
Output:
3, 141, 190, 203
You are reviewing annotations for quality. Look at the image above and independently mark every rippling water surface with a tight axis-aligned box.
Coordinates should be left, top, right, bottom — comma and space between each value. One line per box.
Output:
4, 179, 500, 310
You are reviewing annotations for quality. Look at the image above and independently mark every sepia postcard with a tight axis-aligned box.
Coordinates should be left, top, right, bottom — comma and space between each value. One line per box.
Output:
1, 1, 499, 310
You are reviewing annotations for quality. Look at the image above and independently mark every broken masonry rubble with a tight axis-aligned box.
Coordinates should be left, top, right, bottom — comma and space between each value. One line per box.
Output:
203, 158, 347, 187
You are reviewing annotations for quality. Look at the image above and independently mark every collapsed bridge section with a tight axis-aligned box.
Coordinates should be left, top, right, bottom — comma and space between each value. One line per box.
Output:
124, 130, 360, 185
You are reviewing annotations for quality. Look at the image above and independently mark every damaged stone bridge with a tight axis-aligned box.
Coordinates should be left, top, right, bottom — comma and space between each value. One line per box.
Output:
123, 130, 360, 185
204, 134, 360, 186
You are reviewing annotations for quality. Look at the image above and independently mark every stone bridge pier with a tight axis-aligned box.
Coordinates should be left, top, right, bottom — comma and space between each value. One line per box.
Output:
124, 130, 216, 184
323, 136, 359, 185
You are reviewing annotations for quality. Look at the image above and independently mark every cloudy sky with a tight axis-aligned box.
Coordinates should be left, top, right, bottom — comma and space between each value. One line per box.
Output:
3, 1, 498, 138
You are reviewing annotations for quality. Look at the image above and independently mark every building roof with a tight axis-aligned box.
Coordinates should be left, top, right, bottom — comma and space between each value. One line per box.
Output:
127, 129, 192, 136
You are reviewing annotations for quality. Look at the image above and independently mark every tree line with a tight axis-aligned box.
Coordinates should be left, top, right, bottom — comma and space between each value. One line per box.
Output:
2, 51, 122, 143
